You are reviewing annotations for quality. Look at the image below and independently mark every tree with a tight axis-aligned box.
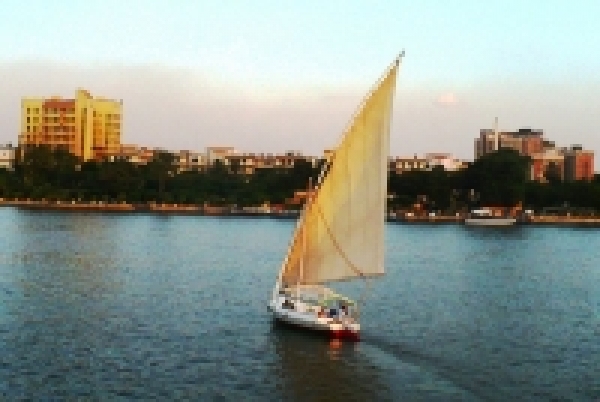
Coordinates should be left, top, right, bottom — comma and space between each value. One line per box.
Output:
460, 149, 531, 206
15, 145, 79, 198
144, 151, 176, 201
544, 162, 562, 184
229, 157, 242, 175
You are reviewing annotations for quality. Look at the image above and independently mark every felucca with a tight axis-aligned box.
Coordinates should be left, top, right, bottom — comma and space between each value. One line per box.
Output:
268, 53, 404, 340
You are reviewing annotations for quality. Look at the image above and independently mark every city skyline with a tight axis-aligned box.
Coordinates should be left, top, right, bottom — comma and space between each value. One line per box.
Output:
1, 1, 599, 169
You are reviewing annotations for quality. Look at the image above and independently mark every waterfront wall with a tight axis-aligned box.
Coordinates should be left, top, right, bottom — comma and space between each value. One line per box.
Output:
2, 199, 600, 227
0, 199, 289, 218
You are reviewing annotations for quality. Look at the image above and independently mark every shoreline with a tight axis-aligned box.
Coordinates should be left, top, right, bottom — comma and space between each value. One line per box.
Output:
396, 214, 600, 227
0, 199, 299, 219
1, 199, 600, 227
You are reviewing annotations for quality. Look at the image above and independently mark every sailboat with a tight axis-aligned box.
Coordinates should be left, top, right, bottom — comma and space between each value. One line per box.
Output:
267, 53, 403, 341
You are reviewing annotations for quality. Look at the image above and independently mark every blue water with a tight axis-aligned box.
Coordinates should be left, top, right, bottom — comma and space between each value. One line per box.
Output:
0, 208, 598, 401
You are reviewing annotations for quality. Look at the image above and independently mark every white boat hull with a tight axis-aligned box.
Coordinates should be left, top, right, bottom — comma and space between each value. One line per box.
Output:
268, 294, 360, 341
464, 217, 517, 226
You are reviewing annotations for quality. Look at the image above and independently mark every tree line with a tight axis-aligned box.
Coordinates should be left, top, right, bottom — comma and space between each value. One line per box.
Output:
0, 146, 599, 212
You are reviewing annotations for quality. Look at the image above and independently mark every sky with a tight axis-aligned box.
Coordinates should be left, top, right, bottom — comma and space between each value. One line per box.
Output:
1, 0, 599, 168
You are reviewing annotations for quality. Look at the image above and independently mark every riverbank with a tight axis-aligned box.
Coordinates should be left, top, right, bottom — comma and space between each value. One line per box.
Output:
394, 214, 600, 227
397, 214, 462, 224
528, 215, 600, 226
0, 199, 300, 218
2, 199, 600, 227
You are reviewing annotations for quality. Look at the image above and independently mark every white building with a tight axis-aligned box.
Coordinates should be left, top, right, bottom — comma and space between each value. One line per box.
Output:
176, 150, 208, 172
206, 146, 238, 165
0, 144, 16, 170
425, 153, 467, 171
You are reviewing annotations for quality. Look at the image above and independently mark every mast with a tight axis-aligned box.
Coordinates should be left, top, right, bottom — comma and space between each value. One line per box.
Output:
296, 177, 312, 296
494, 116, 499, 152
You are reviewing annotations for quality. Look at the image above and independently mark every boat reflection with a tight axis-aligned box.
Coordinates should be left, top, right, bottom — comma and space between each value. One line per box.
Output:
269, 322, 389, 402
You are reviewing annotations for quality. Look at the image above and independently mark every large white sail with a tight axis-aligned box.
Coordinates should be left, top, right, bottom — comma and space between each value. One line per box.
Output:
280, 56, 401, 286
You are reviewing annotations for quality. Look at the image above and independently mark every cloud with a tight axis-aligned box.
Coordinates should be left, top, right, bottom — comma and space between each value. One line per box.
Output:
435, 92, 459, 106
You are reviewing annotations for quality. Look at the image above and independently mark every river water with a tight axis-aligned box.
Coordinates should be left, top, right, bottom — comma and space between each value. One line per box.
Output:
0, 208, 598, 401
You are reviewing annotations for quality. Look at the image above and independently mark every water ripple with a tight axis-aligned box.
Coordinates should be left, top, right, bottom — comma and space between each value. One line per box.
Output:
0, 211, 598, 400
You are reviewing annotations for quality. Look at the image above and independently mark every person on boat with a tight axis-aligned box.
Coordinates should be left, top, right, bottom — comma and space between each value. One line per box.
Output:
337, 309, 345, 321
282, 298, 294, 309
328, 307, 338, 318
339, 304, 347, 319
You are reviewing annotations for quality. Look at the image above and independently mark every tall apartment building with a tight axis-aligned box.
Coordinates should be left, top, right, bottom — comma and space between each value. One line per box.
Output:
19, 89, 122, 161
475, 127, 544, 159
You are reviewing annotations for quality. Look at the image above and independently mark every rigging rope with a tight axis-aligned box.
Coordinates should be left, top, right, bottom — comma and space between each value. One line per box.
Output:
313, 199, 367, 279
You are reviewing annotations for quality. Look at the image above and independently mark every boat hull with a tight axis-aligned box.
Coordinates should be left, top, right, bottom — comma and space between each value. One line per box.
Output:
464, 217, 517, 226
268, 299, 360, 341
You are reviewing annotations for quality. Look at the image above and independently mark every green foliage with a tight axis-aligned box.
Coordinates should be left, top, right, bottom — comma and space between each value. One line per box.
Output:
3, 146, 600, 212
389, 149, 600, 213
3, 147, 323, 207
545, 162, 562, 185
459, 149, 531, 206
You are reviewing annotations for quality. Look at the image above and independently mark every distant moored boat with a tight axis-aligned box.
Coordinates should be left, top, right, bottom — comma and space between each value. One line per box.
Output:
464, 208, 517, 226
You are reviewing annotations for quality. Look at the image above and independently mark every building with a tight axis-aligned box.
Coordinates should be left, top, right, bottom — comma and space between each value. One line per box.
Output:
530, 148, 565, 182
531, 145, 595, 182
176, 150, 208, 172
388, 155, 428, 175
563, 145, 594, 181
0, 144, 16, 170
225, 151, 318, 175
424, 153, 468, 171
108, 144, 155, 165
206, 146, 238, 165
472, 124, 598, 182
19, 89, 122, 161
475, 127, 544, 159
